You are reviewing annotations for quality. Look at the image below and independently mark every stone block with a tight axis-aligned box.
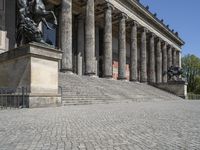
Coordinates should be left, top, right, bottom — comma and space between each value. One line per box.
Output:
151, 81, 187, 99
0, 42, 62, 108
0, 31, 6, 53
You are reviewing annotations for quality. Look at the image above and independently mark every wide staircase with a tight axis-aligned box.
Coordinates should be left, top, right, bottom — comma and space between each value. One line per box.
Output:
59, 72, 182, 105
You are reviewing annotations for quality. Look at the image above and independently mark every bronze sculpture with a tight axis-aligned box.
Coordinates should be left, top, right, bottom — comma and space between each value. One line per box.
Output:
16, 0, 58, 46
164, 66, 184, 81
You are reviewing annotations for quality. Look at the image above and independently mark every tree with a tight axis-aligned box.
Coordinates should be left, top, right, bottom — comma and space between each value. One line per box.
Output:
193, 76, 200, 94
182, 54, 200, 93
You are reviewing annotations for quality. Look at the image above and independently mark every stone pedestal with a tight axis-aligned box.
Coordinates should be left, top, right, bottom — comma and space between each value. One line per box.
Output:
0, 43, 62, 108
151, 81, 187, 99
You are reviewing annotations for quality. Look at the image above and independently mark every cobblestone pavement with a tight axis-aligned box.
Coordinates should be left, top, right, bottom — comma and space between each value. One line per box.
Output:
1, 101, 200, 150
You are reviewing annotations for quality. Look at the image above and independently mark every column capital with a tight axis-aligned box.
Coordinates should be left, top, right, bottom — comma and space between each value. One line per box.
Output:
118, 13, 128, 20
104, 2, 115, 10
149, 32, 155, 38
172, 47, 177, 51
161, 41, 167, 53
161, 41, 167, 46
130, 20, 139, 27
140, 27, 148, 33
167, 44, 172, 49
155, 37, 163, 43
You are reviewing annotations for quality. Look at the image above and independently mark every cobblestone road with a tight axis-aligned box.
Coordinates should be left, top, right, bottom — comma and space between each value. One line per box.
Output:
1, 101, 200, 150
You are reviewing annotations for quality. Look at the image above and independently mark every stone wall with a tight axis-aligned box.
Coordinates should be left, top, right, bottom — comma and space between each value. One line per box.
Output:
151, 81, 188, 99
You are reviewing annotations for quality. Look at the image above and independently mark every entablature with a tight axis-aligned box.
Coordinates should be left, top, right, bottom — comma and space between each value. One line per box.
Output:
106, 0, 184, 51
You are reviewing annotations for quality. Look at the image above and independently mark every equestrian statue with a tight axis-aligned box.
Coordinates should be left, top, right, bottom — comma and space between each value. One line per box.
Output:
16, 0, 58, 46
163, 66, 184, 81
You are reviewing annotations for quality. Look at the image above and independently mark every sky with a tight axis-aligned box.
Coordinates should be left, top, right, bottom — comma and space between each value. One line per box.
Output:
140, 0, 200, 58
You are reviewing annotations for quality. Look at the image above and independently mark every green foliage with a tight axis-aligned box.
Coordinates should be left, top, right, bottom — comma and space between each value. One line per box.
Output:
193, 76, 200, 94
182, 54, 200, 94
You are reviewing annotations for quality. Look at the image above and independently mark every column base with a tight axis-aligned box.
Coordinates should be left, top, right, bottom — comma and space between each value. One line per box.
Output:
103, 75, 113, 79
130, 79, 139, 82
60, 68, 73, 73
140, 81, 148, 83
149, 81, 156, 84
84, 72, 96, 76
118, 77, 127, 81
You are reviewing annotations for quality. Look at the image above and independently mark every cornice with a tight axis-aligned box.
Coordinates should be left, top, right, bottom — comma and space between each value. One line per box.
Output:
116, 0, 185, 47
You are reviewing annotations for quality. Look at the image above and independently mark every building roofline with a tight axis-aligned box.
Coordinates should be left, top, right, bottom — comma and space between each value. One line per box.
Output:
127, 0, 185, 46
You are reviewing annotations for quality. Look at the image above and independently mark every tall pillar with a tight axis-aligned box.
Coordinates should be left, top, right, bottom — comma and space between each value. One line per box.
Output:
85, 0, 96, 75
103, 3, 113, 78
60, 0, 72, 72
130, 21, 138, 82
149, 33, 156, 83
162, 42, 167, 83
95, 27, 100, 76
177, 51, 181, 67
77, 15, 84, 75
167, 45, 172, 69
140, 27, 148, 83
156, 38, 162, 83
172, 48, 177, 67
118, 13, 127, 80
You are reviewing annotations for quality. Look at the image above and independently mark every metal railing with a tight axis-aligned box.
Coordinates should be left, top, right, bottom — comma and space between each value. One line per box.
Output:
0, 87, 28, 109
187, 93, 200, 100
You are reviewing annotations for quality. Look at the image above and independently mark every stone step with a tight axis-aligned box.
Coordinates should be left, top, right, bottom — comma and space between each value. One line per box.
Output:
59, 73, 182, 105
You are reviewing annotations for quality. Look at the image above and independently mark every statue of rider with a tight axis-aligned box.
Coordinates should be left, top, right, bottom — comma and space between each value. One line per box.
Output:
16, 0, 52, 46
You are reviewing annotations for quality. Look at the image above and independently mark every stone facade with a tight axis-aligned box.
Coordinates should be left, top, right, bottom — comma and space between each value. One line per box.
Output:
0, 0, 184, 83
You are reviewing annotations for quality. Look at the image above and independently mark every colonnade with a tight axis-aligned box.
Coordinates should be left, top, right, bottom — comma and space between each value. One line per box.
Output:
60, 0, 181, 83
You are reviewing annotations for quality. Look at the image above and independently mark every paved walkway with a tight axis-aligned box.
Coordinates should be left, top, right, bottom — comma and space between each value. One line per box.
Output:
0, 101, 200, 150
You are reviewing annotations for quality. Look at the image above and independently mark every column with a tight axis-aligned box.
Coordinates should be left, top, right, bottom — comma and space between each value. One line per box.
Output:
140, 27, 148, 83
162, 42, 167, 83
130, 21, 138, 81
156, 38, 162, 83
85, 0, 96, 75
172, 48, 177, 67
118, 13, 127, 80
103, 3, 113, 78
95, 27, 100, 76
177, 51, 181, 67
60, 0, 72, 72
167, 45, 172, 69
77, 15, 84, 75
149, 33, 156, 83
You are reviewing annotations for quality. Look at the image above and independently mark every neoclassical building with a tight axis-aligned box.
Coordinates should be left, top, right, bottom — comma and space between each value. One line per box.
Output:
0, 0, 184, 83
